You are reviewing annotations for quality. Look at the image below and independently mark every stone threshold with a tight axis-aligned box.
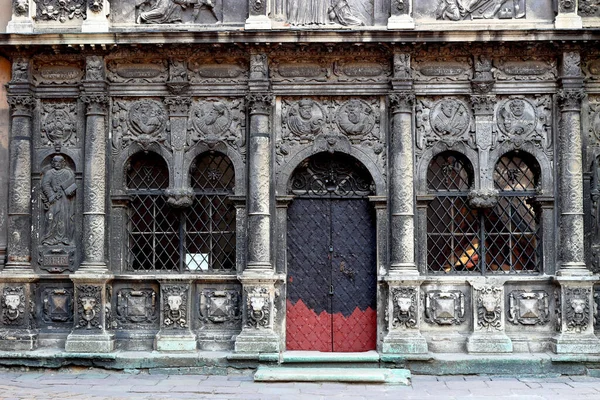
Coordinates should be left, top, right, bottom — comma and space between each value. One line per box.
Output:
254, 366, 411, 384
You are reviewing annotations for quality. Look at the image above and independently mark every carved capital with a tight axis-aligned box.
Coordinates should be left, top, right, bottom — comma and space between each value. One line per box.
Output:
165, 96, 192, 116
81, 94, 109, 115
470, 94, 496, 115
558, 89, 585, 112
246, 92, 273, 115
389, 92, 415, 113
7, 95, 34, 116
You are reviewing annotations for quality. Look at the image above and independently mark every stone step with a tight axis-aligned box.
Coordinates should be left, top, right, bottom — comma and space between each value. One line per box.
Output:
254, 366, 411, 384
280, 350, 381, 364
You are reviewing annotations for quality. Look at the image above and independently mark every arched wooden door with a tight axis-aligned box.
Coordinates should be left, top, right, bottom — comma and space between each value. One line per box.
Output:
286, 153, 377, 352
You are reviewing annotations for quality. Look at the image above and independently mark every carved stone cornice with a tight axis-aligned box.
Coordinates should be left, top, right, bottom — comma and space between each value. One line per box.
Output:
164, 96, 192, 116
557, 89, 585, 112
389, 92, 415, 113
246, 92, 273, 115
470, 94, 496, 115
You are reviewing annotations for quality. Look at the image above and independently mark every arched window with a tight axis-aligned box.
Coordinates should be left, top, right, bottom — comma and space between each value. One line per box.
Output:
426, 152, 479, 273
486, 151, 541, 273
126, 152, 177, 272
185, 152, 236, 272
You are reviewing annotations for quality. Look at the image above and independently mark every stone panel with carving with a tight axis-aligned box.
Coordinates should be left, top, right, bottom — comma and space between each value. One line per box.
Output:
565, 287, 591, 333
189, 53, 249, 84
495, 96, 552, 152
415, 97, 474, 153
1, 286, 26, 327
412, 53, 472, 82
434, 0, 526, 20
40, 102, 78, 148
114, 288, 159, 329
245, 287, 272, 329
474, 286, 503, 331
198, 288, 241, 326
74, 285, 102, 330
40, 286, 74, 326
507, 290, 550, 326
112, 99, 169, 151
33, 59, 84, 85
494, 59, 558, 82
390, 287, 418, 329
34, 0, 86, 23
424, 290, 466, 325
162, 285, 189, 329
188, 98, 246, 154
107, 59, 168, 84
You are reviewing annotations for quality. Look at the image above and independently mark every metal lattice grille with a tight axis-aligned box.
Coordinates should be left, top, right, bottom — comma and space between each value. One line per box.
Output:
289, 152, 374, 198
426, 152, 542, 274
126, 152, 236, 273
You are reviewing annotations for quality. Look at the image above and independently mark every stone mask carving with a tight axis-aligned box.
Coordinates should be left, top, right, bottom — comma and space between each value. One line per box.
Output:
481, 292, 497, 313
397, 296, 412, 313
4, 294, 21, 311
167, 295, 182, 311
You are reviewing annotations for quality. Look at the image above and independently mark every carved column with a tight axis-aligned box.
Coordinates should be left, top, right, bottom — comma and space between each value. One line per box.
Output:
555, 0, 583, 28
155, 279, 196, 351
165, 96, 193, 208
469, 94, 498, 208
387, 0, 415, 29
466, 280, 512, 353
245, 0, 271, 29
7, 0, 34, 33
82, 0, 110, 32
557, 52, 588, 277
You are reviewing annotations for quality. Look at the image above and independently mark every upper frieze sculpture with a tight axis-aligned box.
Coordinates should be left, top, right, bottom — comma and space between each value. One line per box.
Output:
136, 0, 218, 24
286, 0, 369, 26
435, 0, 525, 20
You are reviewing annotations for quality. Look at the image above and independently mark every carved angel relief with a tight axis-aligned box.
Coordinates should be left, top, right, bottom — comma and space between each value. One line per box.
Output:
112, 99, 169, 151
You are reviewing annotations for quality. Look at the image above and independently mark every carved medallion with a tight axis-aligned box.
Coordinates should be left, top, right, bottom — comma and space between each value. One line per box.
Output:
162, 286, 188, 329
246, 287, 271, 328
188, 98, 245, 152
336, 99, 376, 137
474, 286, 502, 331
42, 288, 73, 324
41, 103, 77, 147
496, 96, 552, 150
75, 285, 102, 330
507, 290, 550, 326
497, 98, 537, 137
199, 289, 241, 324
390, 287, 418, 329
113, 99, 168, 150
283, 99, 325, 140
431, 99, 470, 137
116, 289, 158, 326
2, 286, 25, 326
424, 290, 465, 325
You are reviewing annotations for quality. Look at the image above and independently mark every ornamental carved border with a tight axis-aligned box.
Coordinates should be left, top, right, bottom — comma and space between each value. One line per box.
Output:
112, 98, 169, 151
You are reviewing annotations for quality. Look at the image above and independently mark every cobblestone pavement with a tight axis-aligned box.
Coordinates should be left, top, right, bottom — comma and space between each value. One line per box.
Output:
1, 369, 600, 399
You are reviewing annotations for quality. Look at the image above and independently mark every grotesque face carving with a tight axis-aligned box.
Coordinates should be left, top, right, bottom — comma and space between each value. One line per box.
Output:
509, 100, 525, 117
570, 298, 586, 314
346, 100, 362, 124
81, 297, 96, 312
168, 295, 182, 311
481, 293, 497, 313
397, 296, 412, 313
4, 294, 20, 311
250, 296, 265, 311
298, 101, 313, 120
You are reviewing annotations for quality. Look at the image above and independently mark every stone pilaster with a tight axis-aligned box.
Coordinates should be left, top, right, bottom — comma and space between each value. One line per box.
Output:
7, 0, 34, 33
388, 92, 417, 276
4, 93, 34, 274
382, 279, 428, 354
245, 0, 271, 29
557, 51, 589, 276
387, 0, 415, 28
82, 0, 110, 32
155, 279, 196, 351
555, 0, 583, 28
551, 278, 600, 354
165, 96, 194, 208
466, 280, 513, 353
65, 277, 115, 352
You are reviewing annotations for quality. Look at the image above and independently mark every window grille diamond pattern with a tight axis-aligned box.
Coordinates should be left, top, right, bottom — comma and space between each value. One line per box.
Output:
126, 152, 236, 273
426, 152, 541, 274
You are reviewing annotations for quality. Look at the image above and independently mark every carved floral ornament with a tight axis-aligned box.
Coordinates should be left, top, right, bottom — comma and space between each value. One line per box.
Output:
35, 0, 86, 22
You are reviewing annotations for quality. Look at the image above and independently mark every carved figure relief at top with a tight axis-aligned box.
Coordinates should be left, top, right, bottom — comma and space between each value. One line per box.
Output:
41, 103, 77, 147
431, 99, 470, 136
284, 99, 325, 140
188, 98, 246, 153
336, 99, 376, 137
498, 99, 536, 136
35, 0, 86, 22
435, 0, 525, 20
137, 0, 219, 24
41, 155, 77, 247
286, 0, 371, 26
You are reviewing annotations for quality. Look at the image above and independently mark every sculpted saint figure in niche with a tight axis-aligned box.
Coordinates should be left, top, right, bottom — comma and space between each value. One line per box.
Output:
41, 155, 76, 246
499, 99, 535, 136
431, 100, 469, 136
287, 0, 365, 26
287, 100, 323, 139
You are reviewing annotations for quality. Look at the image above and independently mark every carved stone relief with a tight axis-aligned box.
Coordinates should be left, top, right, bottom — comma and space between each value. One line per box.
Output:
435, 0, 525, 20
13, 0, 29, 16
38, 248, 75, 273
583, 59, 600, 80
75, 285, 102, 330
167, 59, 189, 94
580, 0, 600, 16
86, 56, 105, 81
136, 0, 220, 24
286, 0, 371, 26
390, 287, 418, 329
412, 55, 472, 82
107, 59, 168, 83
276, 97, 383, 169
40, 103, 77, 147
35, 0, 86, 22
115, 288, 158, 327
507, 290, 550, 326
162, 286, 188, 329
199, 289, 241, 326
424, 290, 465, 325
11, 58, 29, 82
416, 97, 473, 152
112, 99, 169, 150
188, 53, 248, 84
245, 287, 271, 328
495, 96, 552, 151
2, 286, 26, 326
33, 60, 84, 85
474, 286, 502, 331
40, 155, 77, 247
494, 59, 558, 81
188, 98, 246, 153
565, 287, 591, 333
41, 288, 73, 324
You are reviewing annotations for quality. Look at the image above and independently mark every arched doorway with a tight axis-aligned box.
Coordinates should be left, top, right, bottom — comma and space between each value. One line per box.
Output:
286, 152, 377, 352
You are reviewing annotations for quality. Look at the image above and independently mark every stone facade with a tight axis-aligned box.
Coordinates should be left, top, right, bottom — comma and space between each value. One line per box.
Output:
0, 0, 599, 365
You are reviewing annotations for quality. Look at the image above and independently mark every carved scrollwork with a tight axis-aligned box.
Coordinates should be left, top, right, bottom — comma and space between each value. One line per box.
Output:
2, 286, 26, 326
494, 59, 557, 82
41, 102, 77, 147
199, 289, 241, 325
474, 285, 502, 331
162, 285, 188, 329
246, 287, 271, 328
412, 54, 472, 82
565, 287, 591, 333
424, 290, 465, 325
33, 59, 84, 85
391, 287, 418, 329
508, 290, 550, 326
75, 285, 102, 330
35, 0, 86, 22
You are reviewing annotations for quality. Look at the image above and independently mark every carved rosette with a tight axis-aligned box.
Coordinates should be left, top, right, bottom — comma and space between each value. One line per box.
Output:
162, 286, 188, 329
424, 290, 465, 325
35, 0, 86, 22
41, 102, 77, 147
390, 287, 418, 330
245, 287, 271, 329
74, 285, 102, 330
507, 290, 550, 326
2, 286, 26, 326
565, 287, 591, 333
474, 286, 503, 332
